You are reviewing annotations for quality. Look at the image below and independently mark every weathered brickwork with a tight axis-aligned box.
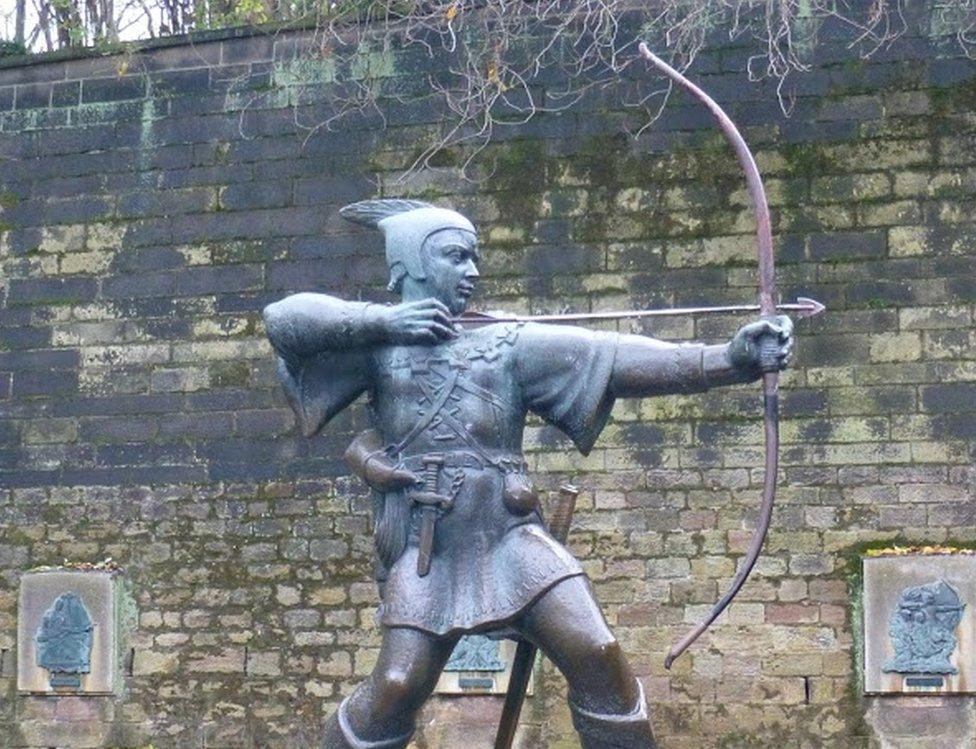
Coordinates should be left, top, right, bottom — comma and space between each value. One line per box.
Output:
0, 9, 974, 748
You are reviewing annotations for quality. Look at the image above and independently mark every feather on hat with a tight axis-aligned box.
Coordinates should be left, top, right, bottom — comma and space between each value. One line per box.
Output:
338, 199, 433, 228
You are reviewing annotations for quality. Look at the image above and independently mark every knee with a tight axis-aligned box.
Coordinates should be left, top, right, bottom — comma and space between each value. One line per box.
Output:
566, 636, 640, 713
376, 666, 414, 704
579, 633, 624, 669
371, 663, 432, 715
343, 665, 429, 741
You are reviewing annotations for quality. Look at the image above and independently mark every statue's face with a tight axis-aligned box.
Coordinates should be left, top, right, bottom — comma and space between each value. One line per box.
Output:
419, 228, 480, 314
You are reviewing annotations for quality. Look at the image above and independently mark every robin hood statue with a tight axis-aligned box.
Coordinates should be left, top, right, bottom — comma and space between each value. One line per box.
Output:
263, 197, 794, 748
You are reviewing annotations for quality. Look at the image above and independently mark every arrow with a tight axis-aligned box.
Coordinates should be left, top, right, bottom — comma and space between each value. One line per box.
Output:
454, 297, 825, 326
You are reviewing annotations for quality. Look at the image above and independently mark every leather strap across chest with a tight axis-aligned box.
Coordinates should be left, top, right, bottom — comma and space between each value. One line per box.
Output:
391, 368, 460, 456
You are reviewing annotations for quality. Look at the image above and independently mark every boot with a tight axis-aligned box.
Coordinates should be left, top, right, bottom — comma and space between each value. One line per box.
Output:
570, 680, 658, 749
322, 697, 414, 749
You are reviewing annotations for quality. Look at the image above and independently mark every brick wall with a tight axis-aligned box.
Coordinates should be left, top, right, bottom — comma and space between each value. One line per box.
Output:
0, 10, 974, 748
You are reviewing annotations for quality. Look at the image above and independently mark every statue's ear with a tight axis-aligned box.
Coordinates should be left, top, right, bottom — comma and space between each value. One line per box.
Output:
387, 262, 408, 293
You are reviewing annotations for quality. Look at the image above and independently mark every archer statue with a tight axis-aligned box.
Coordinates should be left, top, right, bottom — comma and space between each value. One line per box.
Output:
262, 43, 812, 749
264, 199, 794, 747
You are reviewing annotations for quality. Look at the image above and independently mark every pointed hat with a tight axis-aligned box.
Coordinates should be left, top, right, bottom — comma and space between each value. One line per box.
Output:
340, 199, 476, 291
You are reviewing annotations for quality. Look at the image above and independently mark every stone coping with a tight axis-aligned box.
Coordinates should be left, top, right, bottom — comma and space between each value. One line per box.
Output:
864, 546, 976, 558
0, 21, 313, 72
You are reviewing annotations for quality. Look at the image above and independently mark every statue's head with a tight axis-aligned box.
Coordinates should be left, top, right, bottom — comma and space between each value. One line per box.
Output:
340, 199, 479, 314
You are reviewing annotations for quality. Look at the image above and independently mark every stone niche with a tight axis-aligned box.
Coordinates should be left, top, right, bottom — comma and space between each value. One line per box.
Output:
18, 569, 120, 694
863, 553, 976, 694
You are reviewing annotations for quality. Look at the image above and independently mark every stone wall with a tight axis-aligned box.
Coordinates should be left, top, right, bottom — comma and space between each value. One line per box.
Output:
0, 9, 974, 748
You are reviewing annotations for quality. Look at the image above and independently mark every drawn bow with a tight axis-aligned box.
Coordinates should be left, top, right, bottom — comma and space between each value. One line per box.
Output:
492, 43, 809, 748
627, 43, 783, 669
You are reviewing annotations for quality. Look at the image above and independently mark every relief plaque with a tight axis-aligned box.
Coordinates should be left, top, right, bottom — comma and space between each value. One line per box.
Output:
18, 570, 119, 694
863, 553, 976, 694
435, 635, 533, 696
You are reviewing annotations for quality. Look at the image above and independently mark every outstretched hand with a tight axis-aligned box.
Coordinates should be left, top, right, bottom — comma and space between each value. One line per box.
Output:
728, 315, 794, 380
378, 298, 458, 345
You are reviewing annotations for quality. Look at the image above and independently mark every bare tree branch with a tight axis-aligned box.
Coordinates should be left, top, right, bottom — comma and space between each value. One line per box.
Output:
11, 0, 976, 185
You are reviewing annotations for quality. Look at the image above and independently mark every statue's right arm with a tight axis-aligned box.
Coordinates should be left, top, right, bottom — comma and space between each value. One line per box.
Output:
262, 293, 389, 364
263, 293, 457, 366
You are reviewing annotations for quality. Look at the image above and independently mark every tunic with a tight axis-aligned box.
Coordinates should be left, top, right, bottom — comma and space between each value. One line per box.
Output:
276, 321, 619, 636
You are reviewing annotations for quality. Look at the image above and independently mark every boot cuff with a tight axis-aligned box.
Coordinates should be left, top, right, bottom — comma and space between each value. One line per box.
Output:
326, 697, 414, 749
570, 680, 657, 748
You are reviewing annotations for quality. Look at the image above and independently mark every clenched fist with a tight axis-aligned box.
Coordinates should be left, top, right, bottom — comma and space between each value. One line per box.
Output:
728, 315, 794, 379
367, 298, 458, 345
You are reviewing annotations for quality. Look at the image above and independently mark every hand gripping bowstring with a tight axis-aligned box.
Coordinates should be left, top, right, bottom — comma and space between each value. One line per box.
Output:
635, 43, 781, 669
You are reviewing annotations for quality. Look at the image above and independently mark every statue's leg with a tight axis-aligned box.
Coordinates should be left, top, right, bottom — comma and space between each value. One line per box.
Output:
517, 576, 657, 749
322, 625, 457, 749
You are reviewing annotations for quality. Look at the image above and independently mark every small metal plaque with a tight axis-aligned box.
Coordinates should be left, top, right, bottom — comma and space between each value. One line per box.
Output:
863, 555, 976, 694
904, 676, 945, 690
18, 571, 118, 694
435, 635, 532, 696
458, 676, 495, 690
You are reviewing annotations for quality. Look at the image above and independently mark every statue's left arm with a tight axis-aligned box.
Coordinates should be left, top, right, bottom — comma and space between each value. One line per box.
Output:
514, 316, 792, 456
609, 315, 794, 398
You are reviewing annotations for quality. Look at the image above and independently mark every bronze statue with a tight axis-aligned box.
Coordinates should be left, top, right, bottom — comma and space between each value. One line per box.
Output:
263, 195, 794, 747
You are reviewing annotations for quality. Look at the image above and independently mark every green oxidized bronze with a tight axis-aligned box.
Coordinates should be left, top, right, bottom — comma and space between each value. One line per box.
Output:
884, 580, 964, 675
35, 592, 93, 689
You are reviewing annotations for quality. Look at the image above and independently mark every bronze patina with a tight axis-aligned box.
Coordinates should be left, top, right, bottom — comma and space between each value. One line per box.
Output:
35, 592, 93, 689
884, 580, 964, 675
264, 190, 794, 746
260, 40, 805, 749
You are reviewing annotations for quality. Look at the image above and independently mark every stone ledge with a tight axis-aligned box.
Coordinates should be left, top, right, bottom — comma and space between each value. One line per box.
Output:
0, 22, 312, 74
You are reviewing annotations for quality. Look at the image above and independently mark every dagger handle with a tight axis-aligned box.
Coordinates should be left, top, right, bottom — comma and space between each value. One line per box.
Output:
415, 454, 445, 578
423, 456, 443, 491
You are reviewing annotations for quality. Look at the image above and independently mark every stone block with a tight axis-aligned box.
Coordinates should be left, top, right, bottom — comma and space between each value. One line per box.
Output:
921, 383, 976, 413
869, 332, 922, 362
808, 231, 886, 261
246, 650, 282, 677
187, 647, 245, 673
15, 82, 52, 109
19, 718, 112, 747
8, 277, 96, 305
23, 418, 77, 445
866, 695, 976, 744
80, 75, 146, 103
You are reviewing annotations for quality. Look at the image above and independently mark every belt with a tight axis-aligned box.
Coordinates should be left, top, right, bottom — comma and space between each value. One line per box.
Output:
399, 449, 537, 577
399, 450, 527, 474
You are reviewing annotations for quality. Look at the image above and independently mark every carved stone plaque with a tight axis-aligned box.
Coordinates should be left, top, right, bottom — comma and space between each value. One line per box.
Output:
18, 570, 119, 694
863, 555, 976, 694
434, 635, 533, 696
